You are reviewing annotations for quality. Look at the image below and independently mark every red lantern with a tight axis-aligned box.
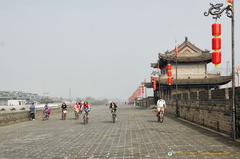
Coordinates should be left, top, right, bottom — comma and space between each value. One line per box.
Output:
166, 63, 172, 85
212, 23, 221, 37
212, 37, 221, 51
166, 64, 172, 70
153, 84, 156, 90
167, 77, 172, 85
167, 71, 172, 77
152, 77, 157, 90
212, 51, 222, 67
153, 77, 156, 82
211, 22, 222, 67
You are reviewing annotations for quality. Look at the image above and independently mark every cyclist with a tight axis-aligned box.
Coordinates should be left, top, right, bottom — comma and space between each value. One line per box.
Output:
61, 102, 67, 111
74, 102, 81, 117
82, 101, 90, 117
109, 102, 117, 119
156, 97, 167, 116
79, 102, 82, 113
43, 103, 51, 116
43, 103, 49, 110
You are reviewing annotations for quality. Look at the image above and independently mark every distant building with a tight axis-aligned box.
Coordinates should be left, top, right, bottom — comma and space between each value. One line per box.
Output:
8, 100, 27, 106
0, 90, 42, 106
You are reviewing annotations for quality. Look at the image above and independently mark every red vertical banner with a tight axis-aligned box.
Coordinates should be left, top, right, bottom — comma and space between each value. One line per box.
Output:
174, 45, 178, 57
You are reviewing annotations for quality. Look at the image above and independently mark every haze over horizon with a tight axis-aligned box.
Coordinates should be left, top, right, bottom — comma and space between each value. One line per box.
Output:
0, 0, 240, 100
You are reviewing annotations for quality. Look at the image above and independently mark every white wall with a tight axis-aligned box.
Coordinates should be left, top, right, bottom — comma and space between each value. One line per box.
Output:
8, 100, 27, 106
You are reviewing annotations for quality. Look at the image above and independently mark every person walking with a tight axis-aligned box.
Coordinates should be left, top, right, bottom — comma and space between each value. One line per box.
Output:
29, 103, 36, 121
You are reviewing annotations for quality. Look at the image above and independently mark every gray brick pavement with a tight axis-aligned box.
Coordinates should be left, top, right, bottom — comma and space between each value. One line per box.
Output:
0, 104, 239, 159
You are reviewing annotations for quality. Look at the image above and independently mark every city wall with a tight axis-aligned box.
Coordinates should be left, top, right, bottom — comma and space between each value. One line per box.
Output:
162, 87, 240, 137
0, 108, 62, 127
138, 87, 240, 137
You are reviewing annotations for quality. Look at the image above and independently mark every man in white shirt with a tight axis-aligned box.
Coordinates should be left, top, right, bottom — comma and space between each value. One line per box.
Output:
156, 97, 167, 116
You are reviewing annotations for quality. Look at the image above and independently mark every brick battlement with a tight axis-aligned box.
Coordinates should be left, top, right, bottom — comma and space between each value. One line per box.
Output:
163, 87, 240, 137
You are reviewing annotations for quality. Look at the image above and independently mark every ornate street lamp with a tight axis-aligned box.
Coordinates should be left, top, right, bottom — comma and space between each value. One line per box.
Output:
165, 53, 179, 117
204, 1, 236, 139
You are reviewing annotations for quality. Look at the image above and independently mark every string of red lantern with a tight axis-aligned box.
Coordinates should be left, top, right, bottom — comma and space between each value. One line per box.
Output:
167, 64, 172, 85
152, 77, 157, 90
212, 22, 222, 67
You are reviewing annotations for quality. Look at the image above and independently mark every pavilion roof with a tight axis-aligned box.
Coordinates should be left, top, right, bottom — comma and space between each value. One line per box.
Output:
144, 75, 232, 88
152, 37, 212, 68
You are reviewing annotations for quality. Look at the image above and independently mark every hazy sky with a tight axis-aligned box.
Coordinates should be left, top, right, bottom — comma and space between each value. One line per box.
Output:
0, 0, 240, 100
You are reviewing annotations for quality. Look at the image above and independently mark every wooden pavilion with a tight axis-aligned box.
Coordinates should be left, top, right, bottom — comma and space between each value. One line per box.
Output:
145, 37, 232, 102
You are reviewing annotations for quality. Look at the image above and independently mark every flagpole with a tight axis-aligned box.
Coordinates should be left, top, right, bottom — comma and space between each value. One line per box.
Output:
175, 40, 179, 117
237, 72, 239, 87
145, 84, 147, 107
158, 61, 161, 99
176, 56, 179, 117
231, 0, 236, 139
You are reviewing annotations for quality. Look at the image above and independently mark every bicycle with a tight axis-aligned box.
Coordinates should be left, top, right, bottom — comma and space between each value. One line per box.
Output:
111, 109, 117, 123
75, 111, 80, 120
83, 110, 89, 124
62, 109, 67, 120
157, 109, 164, 123
42, 109, 50, 121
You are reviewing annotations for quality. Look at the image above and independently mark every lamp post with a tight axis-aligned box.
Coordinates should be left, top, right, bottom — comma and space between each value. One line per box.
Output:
176, 57, 179, 117
204, 1, 236, 139
157, 61, 161, 99
166, 54, 179, 117
151, 70, 159, 104
237, 71, 239, 87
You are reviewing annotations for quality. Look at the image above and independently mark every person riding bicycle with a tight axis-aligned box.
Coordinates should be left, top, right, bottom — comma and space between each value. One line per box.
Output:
61, 102, 67, 112
74, 102, 81, 114
156, 97, 167, 116
109, 102, 117, 119
43, 103, 51, 116
82, 101, 90, 116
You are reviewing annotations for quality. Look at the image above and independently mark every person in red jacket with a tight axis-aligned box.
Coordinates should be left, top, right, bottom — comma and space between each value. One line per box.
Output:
82, 101, 90, 112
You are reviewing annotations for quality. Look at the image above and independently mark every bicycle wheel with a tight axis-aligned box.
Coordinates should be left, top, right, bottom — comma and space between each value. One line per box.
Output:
83, 114, 86, 124
160, 112, 164, 123
112, 114, 116, 123
86, 113, 89, 124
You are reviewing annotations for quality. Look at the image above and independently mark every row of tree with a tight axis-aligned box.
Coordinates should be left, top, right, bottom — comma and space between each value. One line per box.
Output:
76, 97, 109, 105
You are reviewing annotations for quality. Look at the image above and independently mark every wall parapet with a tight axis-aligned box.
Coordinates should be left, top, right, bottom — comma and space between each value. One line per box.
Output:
0, 108, 62, 127
164, 87, 240, 137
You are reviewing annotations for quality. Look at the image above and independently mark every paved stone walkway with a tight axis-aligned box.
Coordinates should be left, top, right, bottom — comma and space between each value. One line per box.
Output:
0, 104, 239, 159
